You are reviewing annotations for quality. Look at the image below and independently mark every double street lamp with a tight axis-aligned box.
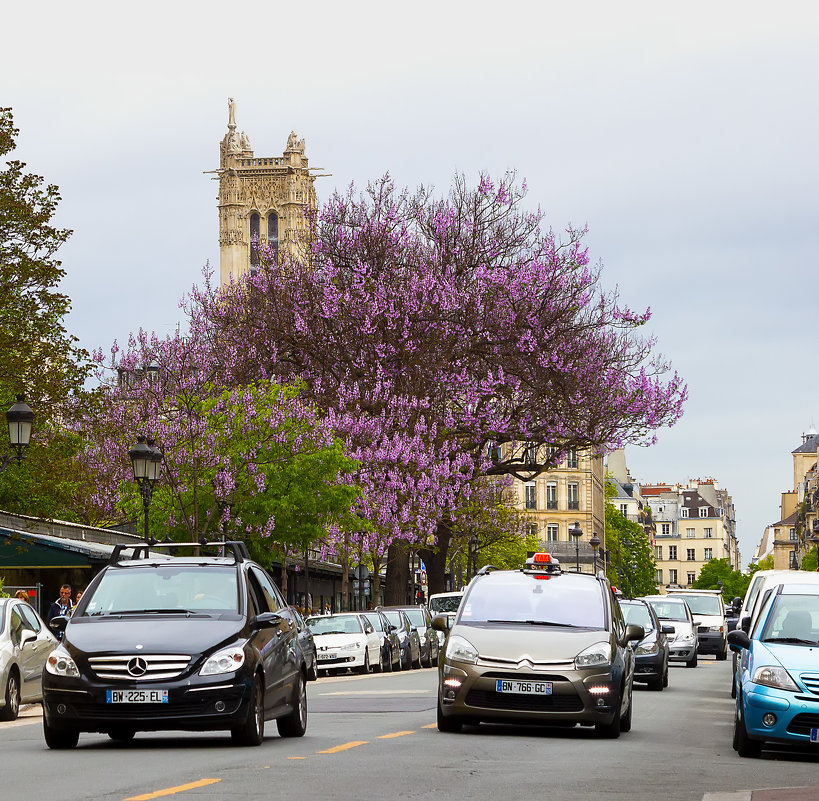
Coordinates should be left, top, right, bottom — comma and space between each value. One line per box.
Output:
128, 435, 163, 544
2, 395, 35, 471
569, 521, 583, 572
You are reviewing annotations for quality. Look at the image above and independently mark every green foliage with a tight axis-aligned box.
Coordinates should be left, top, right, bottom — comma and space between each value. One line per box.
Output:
604, 485, 656, 598
0, 108, 92, 519
479, 526, 538, 572
801, 547, 818, 572
692, 558, 752, 602
755, 554, 775, 571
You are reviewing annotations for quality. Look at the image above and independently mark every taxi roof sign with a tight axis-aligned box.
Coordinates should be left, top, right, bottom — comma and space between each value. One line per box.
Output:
523, 552, 562, 574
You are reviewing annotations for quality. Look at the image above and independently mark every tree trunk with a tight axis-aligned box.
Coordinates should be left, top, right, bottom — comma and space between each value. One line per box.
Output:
303, 551, 311, 614
280, 549, 289, 599
340, 531, 350, 611
384, 540, 410, 605
418, 521, 452, 597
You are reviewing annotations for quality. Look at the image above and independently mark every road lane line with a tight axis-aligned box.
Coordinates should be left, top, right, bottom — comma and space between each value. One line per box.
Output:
317, 740, 368, 754
422, 723, 437, 729
287, 757, 307, 760
377, 730, 415, 739
124, 778, 221, 801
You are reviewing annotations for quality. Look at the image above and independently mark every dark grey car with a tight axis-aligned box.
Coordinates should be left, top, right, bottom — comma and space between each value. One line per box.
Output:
377, 608, 422, 669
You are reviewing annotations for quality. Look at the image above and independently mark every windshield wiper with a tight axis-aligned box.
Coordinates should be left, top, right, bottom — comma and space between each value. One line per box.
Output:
487, 619, 577, 628
113, 608, 203, 616
763, 636, 819, 646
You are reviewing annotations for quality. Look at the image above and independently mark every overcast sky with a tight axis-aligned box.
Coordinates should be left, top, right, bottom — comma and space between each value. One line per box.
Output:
4, 1, 818, 564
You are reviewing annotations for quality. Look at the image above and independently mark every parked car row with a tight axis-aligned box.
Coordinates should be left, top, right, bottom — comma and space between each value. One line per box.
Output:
305, 605, 440, 675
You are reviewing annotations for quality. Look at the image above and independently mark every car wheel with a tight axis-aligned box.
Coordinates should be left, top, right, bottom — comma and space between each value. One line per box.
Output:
663, 662, 669, 688
431, 646, 439, 667
277, 673, 308, 738
0, 671, 20, 722
620, 687, 633, 733
421, 644, 431, 668
394, 649, 402, 671
231, 674, 264, 746
359, 651, 371, 675
595, 697, 622, 739
733, 701, 761, 758
716, 647, 728, 662
43, 717, 79, 750
108, 728, 136, 743
686, 653, 698, 668
647, 673, 663, 692
412, 649, 422, 670
308, 659, 318, 682
401, 647, 410, 670
437, 699, 463, 733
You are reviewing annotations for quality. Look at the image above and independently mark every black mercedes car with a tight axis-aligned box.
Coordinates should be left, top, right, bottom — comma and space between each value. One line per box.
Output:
620, 599, 670, 691
42, 541, 308, 748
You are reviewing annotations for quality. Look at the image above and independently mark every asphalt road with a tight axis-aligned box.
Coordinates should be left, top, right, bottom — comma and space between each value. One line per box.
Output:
4, 659, 819, 801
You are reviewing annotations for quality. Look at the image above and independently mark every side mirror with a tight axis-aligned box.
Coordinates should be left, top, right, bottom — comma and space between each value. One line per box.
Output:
386, 624, 397, 633
49, 616, 68, 635
739, 615, 751, 633
624, 624, 645, 644
692, 619, 702, 628
252, 612, 282, 629
727, 630, 751, 652
431, 614, 451, 632
21, 631, 37, 648
732, 597, 743, 613
661, 624, 675, 635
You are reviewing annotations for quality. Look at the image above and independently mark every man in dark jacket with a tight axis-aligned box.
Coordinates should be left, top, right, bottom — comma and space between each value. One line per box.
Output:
46, 584, 73, 626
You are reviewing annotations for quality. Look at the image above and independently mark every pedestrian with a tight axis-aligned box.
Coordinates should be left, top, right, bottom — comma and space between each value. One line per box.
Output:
46, 584, 73, 626
14, 589, 30, 604
75, 589, 84, 606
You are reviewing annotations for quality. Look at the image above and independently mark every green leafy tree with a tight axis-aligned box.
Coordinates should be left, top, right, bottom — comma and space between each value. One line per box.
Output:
800, 547, 818, 572
692, 558, 752, 602
756, 554, 774, 571
0, 108, 91, 519
604, 484, 656, 598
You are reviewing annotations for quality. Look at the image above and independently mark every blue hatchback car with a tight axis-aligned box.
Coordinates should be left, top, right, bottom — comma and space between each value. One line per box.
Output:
729, 583, 819, 757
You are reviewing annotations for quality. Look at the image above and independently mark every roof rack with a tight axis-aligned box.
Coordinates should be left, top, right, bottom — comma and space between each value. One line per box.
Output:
108, 540, 251, 565
475, 564, 499, 576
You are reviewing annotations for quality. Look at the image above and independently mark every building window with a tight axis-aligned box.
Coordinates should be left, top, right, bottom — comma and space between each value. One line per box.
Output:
687, 572, 696, 585
567, 483, 579, 510
249, 212, 261, 270
567, 448, 578, 469
704, 548, 713, 560
686, 527, 695, 538
669, 546, 677, 560
547, 524, 559, 542
699, 507, 709, 518
546, 482, 557, 510
661, 523, 671, 536
686, 548, 695, 561
790, 528, 798, 542
525, 483, 536, 510
704, 527, 713, 538
656, 569, 663, 584
681, 508, 689, 518
546, 445, 558, 463
619, 504, 629, 516
655, 546, 663, 560
267, 213, 279, 264
526, 523, 538, 539
525, 443, 537, 464
669, 569, 678, 585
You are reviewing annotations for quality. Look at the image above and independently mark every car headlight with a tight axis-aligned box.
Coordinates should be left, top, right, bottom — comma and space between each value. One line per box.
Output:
575, 641, 612, 669
634, 642, 659, 656
752, 666, 799, 692
445, 635, 478, 664
341, 642, 360, 651
677, 633, 695, 644
46, 647, 79, 677
200, 645, 246, 676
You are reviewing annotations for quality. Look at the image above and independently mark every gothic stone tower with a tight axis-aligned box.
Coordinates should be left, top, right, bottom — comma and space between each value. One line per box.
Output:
216, 98, 318, 286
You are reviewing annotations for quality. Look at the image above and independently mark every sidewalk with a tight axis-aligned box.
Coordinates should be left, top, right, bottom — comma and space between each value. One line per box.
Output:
705, 788, 819, 801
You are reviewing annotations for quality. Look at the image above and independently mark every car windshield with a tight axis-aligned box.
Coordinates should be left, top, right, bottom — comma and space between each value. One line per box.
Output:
459, 573, 605, 629
621, 603, 654, 631
404, 609, 425, 627
669, 595, 723, 615
83, 565, 239, 614
429, 596, 462, 613
362, 613, 383, 632
306, 615, 363, 635
648, 600, 688, 621
760, 594, 819, 645
382, 611, 405, 630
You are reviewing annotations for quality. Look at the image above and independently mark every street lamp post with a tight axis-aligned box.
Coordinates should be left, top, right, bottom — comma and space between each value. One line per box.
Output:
2, 395, 35, 471
569, 521, 583, 573
128, 435, 163, 544
589, 531, 601, 574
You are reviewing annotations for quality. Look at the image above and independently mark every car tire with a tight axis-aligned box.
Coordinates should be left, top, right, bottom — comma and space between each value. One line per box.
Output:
108, 728, 136, 743
431, 645, 439, 667
733, 702, 761, 758
716, 647, 728, 662
663, 662, 669, 688
647, 673, 663, 692
421, 644, 431, 668
437, 699, 463, 733
308, 660, 318, 682
0, 671, 20, 722
359, 652, 371, 675
620, 687, 633, 733
595, 699, 622, 739
43, 717, 79, 750
686, 653, 698, 668
401, 647, 410, 670
277, 673, 307, 738
231, 674, 264, 746
412, 649, 422, 670
381, 648, 391, 672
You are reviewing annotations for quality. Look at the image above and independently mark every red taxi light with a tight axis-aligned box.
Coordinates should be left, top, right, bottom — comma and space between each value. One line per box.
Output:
532, 553, 551, 563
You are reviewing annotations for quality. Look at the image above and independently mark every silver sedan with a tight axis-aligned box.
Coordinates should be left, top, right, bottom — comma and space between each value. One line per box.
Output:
0, 598, 57, 720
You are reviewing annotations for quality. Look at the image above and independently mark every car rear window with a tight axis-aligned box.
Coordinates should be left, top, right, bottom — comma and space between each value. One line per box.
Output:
460, 574, 605, 629
648, 600, 688, 621
669, 595, 723, 616
621, 603, 654, 631
84, 565, 240, 615
429, 595, 462, 613
306, 615, 363, 634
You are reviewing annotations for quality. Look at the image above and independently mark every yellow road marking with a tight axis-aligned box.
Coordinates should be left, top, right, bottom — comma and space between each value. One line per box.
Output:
377, 730, 415, 739
125, 778, 221, 801
287, 757, 307, 760
422, 723, 437, 729
317, 740, 368, 754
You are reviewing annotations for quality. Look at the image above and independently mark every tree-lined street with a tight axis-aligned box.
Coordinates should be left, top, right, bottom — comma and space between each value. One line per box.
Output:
3, 660, 819, 801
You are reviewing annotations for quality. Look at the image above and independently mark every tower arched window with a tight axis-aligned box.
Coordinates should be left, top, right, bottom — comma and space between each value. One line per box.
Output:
268, 213, 279, 265
249, 213, 260, 272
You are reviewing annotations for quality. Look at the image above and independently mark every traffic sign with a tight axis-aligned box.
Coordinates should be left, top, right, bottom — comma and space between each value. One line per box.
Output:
354, 564, 370, 581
